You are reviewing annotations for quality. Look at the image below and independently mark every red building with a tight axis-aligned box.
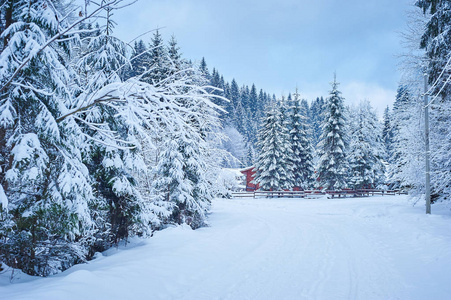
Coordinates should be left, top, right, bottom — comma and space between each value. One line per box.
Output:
240, 166, 259, 191
240, 166, 303, 191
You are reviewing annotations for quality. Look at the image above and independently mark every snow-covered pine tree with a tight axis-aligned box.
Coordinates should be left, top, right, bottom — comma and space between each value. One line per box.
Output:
143, 30, 169, 85
277, 98, 295, 190
348, 101, 386, 189
73, 2, 160, 249
152, 128, 203, 228
309, 96, 326, 163
253, 102, 293, 191
0, 0, 96, 276
388, 85, 414, 188
382, 106, 394, 163
288, 93, 314, 189
125, 39, 149, 80
316, 76, 348, 190
416, 0, 451, 96
151, 58, 223, 229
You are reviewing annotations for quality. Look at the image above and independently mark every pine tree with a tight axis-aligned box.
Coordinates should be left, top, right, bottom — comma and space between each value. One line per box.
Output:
74, 3, 156, 248
152, 128, 211, 229
253, 103, 294, 191
317, 76, 348, 190
288, 93, 314, 189
0, 0, 95, 276
389, 86, 412, 188
382, 106, 394, 163
416, 0, 451, 96
309, 96, 326, 150
144, 30, 168, 84
125, 39, 149, 79
249, 84, 258, 115
199, 57, 210, 79
348, 101, 386, 189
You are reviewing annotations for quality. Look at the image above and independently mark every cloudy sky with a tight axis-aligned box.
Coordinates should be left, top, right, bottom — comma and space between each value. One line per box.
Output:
113, 0, 415, 114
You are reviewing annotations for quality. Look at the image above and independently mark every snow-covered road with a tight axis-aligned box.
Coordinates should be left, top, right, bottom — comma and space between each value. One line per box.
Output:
2, 196, 451, 299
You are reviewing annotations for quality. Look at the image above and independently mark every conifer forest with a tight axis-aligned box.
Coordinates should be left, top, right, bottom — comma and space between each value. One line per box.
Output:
1, 0, 451, 286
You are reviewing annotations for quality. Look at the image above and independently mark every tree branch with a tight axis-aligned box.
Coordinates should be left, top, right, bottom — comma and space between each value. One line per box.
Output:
0, 0, 125, 94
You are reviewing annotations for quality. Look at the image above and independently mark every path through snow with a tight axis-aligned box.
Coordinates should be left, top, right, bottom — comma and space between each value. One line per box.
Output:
1, 196, 451, 299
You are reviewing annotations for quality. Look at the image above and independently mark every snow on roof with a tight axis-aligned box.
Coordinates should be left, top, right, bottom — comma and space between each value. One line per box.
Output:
239, 166, 255, 172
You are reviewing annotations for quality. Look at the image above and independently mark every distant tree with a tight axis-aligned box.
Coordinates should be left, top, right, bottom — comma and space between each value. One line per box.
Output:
388, 85, 413, 188
309, 96, 326, 150
199, 57, 210, 79
253, 103, 294, 190
288, 94, 314, 189
382, 106, 394, 162
144, 30, 168, 84
348, 101, 386, 189
317, 76, 348, 190
127, 39, 149, 79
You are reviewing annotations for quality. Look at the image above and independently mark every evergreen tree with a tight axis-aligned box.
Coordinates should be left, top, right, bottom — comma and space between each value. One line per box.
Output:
168, 35, 181, 67
309, 96, 325, 150
144, 30, 168, 84
317, 76, 348, 190
76, 7, 153, 248
253, 103, 294, 191
348, 101, 386, 189
416, 0, 451, 96
0, 0, 95, 276
126, 39, 149, 79
389, 85, 412, 188
382, 106, 394, 163
199, 57, 210, 79
288, 94, 314, 189
152, 128, 211, 229
249, 84, 258, 115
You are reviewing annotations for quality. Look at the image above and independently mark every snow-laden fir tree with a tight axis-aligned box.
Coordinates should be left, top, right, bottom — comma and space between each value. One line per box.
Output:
348, 101, 386, 189
388, 85, 416, 189
74, 5, 157, 248
382, 106, 394, 163
0, 0, 96, 276
277, 98, 295, 190
309, 96, 326, 150
316, 76, 348, 190
125, 39, 149, 80
416, 0, 451, 96
152, 128, 209, 229
288, 93, 314, 189
143, 30, 169, 85
151, 59, 223, 229
253, 102, 294, 191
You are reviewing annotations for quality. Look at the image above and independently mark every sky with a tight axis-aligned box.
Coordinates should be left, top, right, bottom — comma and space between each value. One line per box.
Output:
112, 0, 415, 115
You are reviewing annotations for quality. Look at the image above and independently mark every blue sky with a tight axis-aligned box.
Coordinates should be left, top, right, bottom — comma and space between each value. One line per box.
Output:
113, 0, 415, 114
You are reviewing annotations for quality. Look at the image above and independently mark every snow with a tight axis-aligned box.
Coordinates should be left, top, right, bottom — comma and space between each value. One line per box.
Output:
0, 184, 7, 210
2, 195, 451, 299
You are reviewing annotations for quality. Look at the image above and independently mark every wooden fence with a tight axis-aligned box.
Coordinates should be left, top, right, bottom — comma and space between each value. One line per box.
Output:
231, 189, 407, 199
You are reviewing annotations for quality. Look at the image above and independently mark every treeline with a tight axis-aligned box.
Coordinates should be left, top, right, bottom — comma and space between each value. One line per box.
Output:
252, 78, 386, 191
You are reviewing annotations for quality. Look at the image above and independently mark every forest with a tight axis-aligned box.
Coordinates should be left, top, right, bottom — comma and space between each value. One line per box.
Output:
1, 0, 450, 277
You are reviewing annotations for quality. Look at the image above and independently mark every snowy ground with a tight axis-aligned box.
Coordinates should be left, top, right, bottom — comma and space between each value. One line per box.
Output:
1, 195, 451, 300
